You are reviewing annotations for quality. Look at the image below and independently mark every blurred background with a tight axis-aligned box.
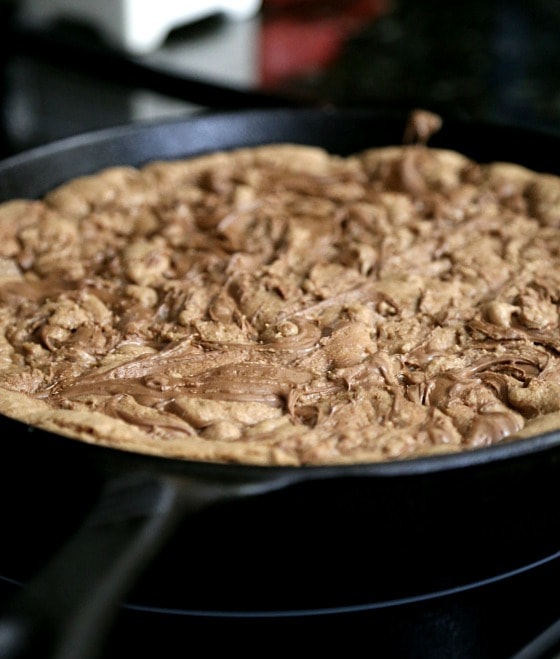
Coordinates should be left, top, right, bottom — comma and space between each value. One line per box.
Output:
0, 0, 559, 158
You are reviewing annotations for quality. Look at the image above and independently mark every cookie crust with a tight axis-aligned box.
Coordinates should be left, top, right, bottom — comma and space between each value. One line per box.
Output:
1, 140, 560, 465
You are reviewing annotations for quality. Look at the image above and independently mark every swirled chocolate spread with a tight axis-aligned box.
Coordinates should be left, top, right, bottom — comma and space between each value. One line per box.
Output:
2, 117, 560, 465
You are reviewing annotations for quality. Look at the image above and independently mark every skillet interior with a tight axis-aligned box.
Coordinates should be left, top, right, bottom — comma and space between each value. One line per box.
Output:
2, 108, 560, 614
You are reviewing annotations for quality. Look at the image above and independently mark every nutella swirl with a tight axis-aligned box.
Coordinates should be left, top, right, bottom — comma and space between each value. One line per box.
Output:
2, 131, 560, 466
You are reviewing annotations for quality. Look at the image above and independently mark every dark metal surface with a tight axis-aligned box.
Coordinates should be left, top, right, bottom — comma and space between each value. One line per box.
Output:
2, 105, 560, 197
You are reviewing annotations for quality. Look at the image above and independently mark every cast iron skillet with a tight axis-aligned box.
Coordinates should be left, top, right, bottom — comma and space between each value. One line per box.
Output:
1, 108, 560, 659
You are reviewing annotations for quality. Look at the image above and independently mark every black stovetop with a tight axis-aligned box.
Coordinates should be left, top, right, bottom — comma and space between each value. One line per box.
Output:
2, 1, 560, 657
2, 551, 560, 659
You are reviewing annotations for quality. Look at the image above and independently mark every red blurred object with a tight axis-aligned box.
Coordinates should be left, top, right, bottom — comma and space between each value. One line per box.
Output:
259, 0, 387, 88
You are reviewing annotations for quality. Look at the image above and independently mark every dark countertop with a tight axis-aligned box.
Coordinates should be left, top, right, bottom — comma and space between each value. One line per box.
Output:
1, 0, 560, 157
262, 0, 560, 132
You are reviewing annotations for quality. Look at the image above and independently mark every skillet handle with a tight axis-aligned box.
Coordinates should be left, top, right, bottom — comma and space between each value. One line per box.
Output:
0, 471, 245, 659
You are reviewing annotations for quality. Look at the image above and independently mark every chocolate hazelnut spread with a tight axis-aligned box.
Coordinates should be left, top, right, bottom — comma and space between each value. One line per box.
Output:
1, 118, 560, 465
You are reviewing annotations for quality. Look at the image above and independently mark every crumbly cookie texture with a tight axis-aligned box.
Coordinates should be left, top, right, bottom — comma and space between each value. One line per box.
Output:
1, 139, 560, 466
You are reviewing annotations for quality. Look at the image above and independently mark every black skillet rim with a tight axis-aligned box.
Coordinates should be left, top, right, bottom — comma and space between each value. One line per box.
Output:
2, 106, 560, 480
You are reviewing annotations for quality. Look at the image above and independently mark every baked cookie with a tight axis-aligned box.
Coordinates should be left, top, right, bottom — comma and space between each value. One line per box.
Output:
1, 118, 560, 465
